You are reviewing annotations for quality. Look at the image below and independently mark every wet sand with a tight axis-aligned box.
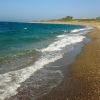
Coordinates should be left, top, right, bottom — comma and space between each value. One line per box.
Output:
37, 21, 100, 100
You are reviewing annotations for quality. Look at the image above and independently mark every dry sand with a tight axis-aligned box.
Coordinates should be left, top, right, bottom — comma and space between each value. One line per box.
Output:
37, 21, 100, 100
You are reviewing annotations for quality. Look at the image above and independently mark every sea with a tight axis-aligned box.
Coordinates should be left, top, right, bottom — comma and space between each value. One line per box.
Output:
0, 22, 92, 100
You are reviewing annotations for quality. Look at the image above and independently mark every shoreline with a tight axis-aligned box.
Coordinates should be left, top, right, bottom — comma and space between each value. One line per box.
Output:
5, 21, 100, 100
7, 23, 89, 100
36, 21, 100, 100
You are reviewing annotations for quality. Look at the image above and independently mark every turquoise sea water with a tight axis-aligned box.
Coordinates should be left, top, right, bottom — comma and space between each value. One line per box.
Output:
0, 22, 84, 58
0, 22, 91, 100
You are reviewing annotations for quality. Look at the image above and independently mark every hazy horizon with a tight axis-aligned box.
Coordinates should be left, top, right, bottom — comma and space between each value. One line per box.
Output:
0, 0, 100, 22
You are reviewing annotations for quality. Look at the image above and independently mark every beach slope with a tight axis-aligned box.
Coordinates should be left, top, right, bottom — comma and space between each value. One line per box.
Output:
37, 21, 100, 100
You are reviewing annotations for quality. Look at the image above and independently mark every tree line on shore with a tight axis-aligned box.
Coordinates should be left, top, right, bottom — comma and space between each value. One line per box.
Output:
33, 16, 100, 22
49, 16, 100, 21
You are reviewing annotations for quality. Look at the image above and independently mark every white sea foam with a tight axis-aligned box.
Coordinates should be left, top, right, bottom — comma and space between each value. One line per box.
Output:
57, 34, 66, 38
24, 27, 27, 30
41, 35, 85, 52
0, 27, 90, 100
71, 28, 88, 33
71, 26, 93, 33
0, 54, 62, 100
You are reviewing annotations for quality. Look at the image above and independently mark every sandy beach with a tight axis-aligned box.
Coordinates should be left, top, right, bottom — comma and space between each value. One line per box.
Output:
0, 1, 100, 100
5, 21, 100, 100
36, 21, 100, 100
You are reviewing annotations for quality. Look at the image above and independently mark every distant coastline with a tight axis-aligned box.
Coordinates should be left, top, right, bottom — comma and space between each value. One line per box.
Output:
32, 16, 100, 24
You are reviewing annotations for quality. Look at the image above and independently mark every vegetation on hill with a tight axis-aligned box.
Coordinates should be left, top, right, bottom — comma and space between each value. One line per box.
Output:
54, 16, 100, 22
33, 16, 100, 22
59, 16, 73, 21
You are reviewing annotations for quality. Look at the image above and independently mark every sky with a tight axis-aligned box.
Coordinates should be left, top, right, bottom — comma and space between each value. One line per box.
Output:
0, 0, 100, 22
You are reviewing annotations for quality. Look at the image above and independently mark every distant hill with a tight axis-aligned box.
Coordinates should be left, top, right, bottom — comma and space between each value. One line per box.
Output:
48, 16, 73, 21
49, 16, 99, 21
59, 16, 73, 21
32, 16, 100, 22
